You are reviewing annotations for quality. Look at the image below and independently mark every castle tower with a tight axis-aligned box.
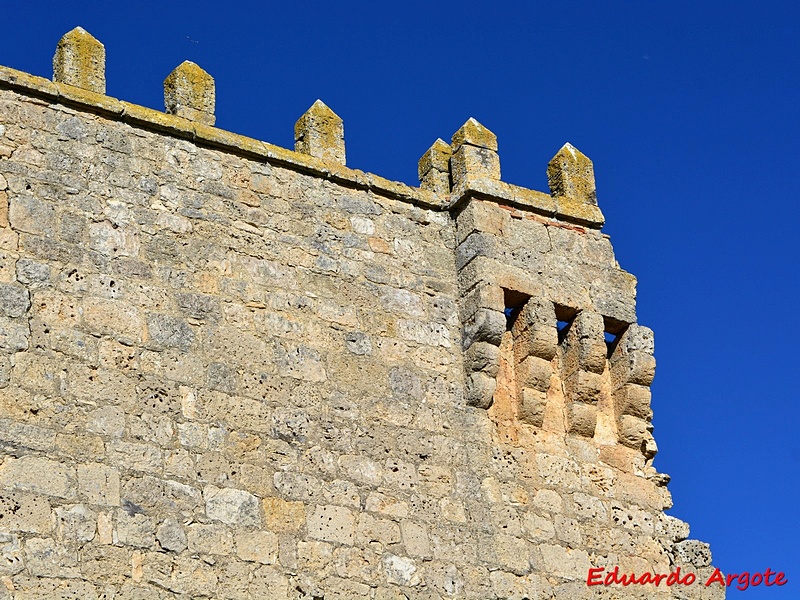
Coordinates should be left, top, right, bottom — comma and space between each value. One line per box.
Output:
0, 28, 723, 599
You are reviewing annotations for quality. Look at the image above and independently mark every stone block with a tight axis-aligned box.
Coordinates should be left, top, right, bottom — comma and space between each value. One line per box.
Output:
547, 143, 596, 205
0, 283, 29, 318
465, 371, 496, 409
0, 457, 75, 500
0, 192, 7, 229
566, 402, 597, 438
0, 419, 55, 451
518, 388, 547, 427
614, 383, 653, 419
54, 432, 105, 461
464, 341, 501, 377
0, 533, 23, 576
53, 27, 105, 93
307, 505, 356, 545
618, 415, 648, 449
626, 350, 656, 386
164, 61, 215, 125
522, 512, 556, 542
0, 316, 29, 352
365, 492, 409, 519
82, 297, 145, 344
674, 539, 713, 567
517, 355, 552, 392
563, 310, 606, 375
452, 117, 498, 152
115, 511, 155, 548
8, 195, 55, 236
400, 520, 431, 558
23, 537, 80, 578
294, 100, 345, 164
235, 530, 278, 564
564, 370, 603, 404
382, 554, 420, 587
187, 523, 233, 555
156, 518, 187, 553
513, 325, 558, 364
456, 231, 498, 270
455, 200, 508, 245
203, 486, 261, 527
418, 138, 452, 195
147, 314, 195, 350
463, 308, 505, 348
451, 144, 501, 184
0, 490, 52, 533
15, 259, 49, 289
493, 534, 531, 575
54, 504, 96, 542
77, 463, 120, 506
88, 221, 140, 257
538, 544, 592, 580
458, 282, 505, 323
620, 323, 655, 355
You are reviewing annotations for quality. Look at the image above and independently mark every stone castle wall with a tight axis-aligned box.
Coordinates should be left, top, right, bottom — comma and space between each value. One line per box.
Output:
0, 28, 724, 599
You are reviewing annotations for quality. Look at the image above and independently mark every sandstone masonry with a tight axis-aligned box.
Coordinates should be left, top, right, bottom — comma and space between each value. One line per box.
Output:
0, 27, 724, 599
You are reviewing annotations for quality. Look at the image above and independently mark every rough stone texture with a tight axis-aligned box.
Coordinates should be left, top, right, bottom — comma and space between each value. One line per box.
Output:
0, 38, 724, 599
294, 100, 346, 165
163, 61, 215, 126
52, 27, 105, 94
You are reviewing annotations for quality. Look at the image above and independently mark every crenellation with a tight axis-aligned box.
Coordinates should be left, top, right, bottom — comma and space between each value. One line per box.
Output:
450, 118, 501, 187
547, 142, 597, 206
418, 138, 452, 195
0, 27, 725, 600
294, 100, 346, 165
52, 27, 105, 95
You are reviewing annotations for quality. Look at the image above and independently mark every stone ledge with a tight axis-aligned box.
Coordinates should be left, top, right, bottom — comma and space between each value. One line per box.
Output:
450, 177, 605, 229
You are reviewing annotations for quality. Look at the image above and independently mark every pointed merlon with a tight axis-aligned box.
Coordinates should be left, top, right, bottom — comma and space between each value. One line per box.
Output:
294, 100, 346, 165
53, 27, 106, 94
450, 118, 500, 185
547, 143, 597, 205
451, 117, 498, 153
164, 61, 216, 126
418, 138, 452, 194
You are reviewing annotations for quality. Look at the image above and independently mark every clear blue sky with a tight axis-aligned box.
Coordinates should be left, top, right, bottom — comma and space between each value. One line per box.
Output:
2, 2, 798, 596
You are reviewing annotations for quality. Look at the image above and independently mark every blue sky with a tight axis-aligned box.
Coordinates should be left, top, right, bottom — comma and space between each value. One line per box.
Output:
2, 1, 798, 596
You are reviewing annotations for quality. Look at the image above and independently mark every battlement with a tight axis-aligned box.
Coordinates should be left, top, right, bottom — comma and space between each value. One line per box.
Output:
0, 27, 723, 600
1, 27, 604, 227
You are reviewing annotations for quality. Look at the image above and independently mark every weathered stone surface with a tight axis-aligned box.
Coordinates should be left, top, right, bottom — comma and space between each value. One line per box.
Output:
54, 504, 96, 541
0, 457, 75, 499
451, 118, 501, 184
235, 530, 278, 564
203, 486, 261, 527
0, 283, 29, 318
0, 55, 722, 600
547, 143, 597, 205
307, 505, 356, 545
163, 61, 215, 125
156, 518, 187, 553
0, 491, 52, 534
294, 100, 345, 165
418, 138, 452, 194
53, 27, 105, 93
77, 463, 120, 505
